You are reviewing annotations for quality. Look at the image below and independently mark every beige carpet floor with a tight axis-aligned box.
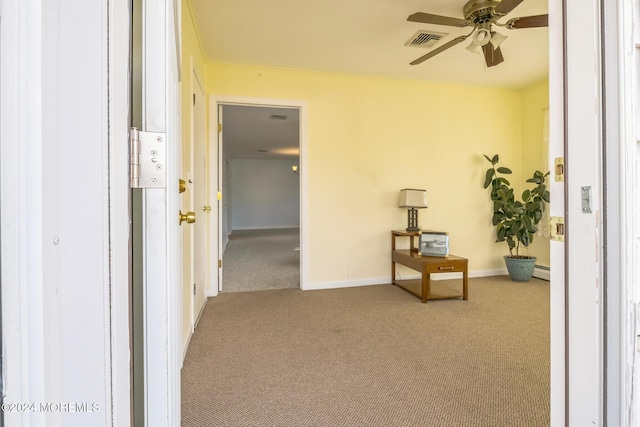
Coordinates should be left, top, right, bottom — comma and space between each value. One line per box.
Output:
222, 229, 300, 293
182, 276, 549, 427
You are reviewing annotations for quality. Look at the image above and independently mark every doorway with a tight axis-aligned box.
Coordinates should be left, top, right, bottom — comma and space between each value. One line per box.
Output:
210, 97, 309, 293
220, 104, 301, 293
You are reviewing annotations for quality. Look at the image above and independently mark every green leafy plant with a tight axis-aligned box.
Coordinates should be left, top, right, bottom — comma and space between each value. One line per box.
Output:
483, 154, 550, 258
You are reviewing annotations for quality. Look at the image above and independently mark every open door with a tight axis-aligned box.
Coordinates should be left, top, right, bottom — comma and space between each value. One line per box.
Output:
192, 70, 209, 322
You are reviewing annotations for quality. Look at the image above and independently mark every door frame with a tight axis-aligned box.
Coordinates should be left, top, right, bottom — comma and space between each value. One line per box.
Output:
602, 0, 640, 424
210, 96, 309, 293
136, 0, 182, 424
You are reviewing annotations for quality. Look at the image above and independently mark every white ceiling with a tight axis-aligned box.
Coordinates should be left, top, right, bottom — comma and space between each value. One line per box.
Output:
190, 0, 549, 89
198, 0, 549, 160
222, 105, 300, 160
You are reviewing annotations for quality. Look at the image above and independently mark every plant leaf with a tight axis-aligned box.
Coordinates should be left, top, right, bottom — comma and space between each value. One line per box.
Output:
483, 154, 492, 163
491, 154, 499, 164
496, 167, 512, 174
542, 191, 550, 203
483, 169, 494, 189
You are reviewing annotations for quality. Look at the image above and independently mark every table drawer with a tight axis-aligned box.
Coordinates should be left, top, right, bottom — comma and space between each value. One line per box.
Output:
425, 260, 467, 274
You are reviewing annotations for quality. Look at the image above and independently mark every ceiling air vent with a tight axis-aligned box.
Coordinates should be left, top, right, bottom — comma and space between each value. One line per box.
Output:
405, 30, 448, 48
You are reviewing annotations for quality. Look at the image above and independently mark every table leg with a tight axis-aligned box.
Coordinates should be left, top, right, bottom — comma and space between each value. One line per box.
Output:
391, 261, 396, 285
463, 264, 468, 300
391, 233, 396, 285
422, 267, 430, 303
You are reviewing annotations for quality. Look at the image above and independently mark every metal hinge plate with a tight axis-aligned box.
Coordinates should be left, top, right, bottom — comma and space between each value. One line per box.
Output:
130, 128, 166, 188
218, 259, 222, 268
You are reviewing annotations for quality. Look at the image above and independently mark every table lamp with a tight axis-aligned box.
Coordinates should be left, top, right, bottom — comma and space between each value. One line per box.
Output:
399, 189, 428, 232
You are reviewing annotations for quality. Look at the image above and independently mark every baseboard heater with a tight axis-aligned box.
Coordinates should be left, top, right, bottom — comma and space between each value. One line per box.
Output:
533, 265, 550, 281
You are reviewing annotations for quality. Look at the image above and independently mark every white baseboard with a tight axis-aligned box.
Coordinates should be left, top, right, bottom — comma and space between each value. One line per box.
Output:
305, 269, 510, 291
231, 226, 300, 231
397, 268, 508, 281
183, 330, 192, 362
303, 277, 387, 291
533, 266, 551, 281
208, 266, 545, 297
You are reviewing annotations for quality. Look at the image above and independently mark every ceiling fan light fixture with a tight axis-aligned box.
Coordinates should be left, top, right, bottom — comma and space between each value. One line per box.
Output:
471, 28, 491, 46
490, 31, 508, 48
465, 41, 483, 54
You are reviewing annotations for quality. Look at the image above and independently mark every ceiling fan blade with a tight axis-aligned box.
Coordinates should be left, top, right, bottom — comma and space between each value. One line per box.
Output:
407, 12, 470, 27
482, 42, 504, 67
410, 36, 467, 65
494, 0, 525, 15
506, 14, 549, 29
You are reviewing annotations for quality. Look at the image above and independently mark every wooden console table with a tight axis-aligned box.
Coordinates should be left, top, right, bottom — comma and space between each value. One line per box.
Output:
391, 230, 468, 303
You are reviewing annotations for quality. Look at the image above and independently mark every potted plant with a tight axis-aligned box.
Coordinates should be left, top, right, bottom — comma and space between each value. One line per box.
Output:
483, 154, 550, 282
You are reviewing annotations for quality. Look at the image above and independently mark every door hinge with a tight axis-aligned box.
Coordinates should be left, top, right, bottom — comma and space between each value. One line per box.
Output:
554, 157, 565, 182
218, 123, 222, 132
218, 259, 222, 268
193, 93, 196, 106
130, 128, 166, 188
550, 216, 565, 242
193, 283, 196, 295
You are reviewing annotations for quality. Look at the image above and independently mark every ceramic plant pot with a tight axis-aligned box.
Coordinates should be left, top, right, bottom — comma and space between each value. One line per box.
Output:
504, 255, 536, 282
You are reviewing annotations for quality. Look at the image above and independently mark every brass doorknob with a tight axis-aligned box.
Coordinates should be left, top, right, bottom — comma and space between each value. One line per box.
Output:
179, 210, 196, 225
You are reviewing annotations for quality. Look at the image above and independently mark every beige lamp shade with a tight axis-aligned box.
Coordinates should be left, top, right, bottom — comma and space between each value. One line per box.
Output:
399, 189, 428, 208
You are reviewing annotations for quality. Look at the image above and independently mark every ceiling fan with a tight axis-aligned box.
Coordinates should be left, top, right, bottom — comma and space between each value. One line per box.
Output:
407, 0, 548, 67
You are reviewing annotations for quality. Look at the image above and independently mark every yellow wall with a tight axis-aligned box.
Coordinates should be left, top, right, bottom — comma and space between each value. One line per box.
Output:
207, 63, 531, 285
520, 78, 550, 267
181, 0, 208, 352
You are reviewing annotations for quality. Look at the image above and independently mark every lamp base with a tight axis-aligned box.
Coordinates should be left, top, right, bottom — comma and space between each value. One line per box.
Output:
406, 208, 420, 232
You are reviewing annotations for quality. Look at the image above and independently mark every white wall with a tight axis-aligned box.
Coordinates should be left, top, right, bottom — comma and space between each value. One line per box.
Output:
230, 158, 300, 230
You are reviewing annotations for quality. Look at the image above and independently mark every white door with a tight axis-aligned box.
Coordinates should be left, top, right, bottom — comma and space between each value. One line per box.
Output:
192, 71, 208, 321
135, 0, 182, 425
